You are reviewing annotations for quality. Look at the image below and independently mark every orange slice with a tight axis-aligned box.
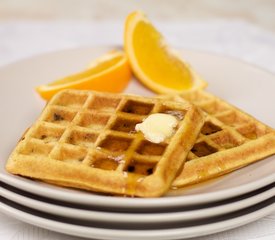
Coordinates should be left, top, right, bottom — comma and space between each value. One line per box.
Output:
124, 11, 207, 93
36, 50, 132, 100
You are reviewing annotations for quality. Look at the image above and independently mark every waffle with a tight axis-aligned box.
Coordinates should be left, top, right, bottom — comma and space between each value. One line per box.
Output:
6, 89, 204, 197
164, 90, 275, 188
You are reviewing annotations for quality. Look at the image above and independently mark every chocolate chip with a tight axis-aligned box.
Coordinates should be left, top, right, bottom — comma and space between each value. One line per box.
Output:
127, 165, 135, 172
41, 135, 47, 139
53, 113, 64, 121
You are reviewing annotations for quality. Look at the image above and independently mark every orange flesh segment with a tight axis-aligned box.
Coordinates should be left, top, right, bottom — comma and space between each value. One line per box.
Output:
36, 51, 132, 100
133, 21, 193, 90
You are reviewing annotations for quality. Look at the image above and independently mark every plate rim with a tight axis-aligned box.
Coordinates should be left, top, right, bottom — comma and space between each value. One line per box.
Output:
1, 196, 274, 240
1, 171, 275, 208
1, 181, 274, 223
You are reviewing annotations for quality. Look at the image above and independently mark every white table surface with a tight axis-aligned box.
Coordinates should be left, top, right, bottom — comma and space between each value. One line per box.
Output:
0, 20, 274, 240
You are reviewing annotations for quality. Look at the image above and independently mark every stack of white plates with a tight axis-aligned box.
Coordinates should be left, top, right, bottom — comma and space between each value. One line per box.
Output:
0, 175, 275, 240
0, 47, 275, 240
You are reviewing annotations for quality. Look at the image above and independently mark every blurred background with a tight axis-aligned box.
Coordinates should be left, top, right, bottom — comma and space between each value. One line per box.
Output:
0, 0, 275, 31
0, 0, 274, 31
0, 0, 275, 69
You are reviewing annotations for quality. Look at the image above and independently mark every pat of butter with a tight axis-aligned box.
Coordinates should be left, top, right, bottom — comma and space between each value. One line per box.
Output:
135, 113, 178, 143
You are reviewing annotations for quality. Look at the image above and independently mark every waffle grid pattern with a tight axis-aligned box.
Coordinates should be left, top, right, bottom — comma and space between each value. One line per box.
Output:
20, 91, 184, 174
7, 90, 204, 197
171, 90, 275, 187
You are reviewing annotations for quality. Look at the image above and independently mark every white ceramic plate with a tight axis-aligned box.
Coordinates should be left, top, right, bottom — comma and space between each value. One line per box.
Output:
0, 47, 275, 208
1, 181, 274, 223
1, 195, 274, 240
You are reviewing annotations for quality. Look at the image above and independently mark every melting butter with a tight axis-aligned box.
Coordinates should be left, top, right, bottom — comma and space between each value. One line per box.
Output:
135, 113, 178, 143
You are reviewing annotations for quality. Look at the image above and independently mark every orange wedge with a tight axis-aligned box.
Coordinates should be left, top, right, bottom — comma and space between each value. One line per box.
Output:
124, 11, 207, 94
36, 50, 132, 100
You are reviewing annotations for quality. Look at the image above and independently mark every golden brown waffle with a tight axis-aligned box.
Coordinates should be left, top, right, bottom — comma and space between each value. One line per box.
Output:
165, 90, 275, 188
6, 89, 204, 197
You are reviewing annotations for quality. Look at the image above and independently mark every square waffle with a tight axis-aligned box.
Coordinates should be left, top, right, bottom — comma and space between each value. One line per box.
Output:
6, 89, 204, 197
165, 90, 275, 188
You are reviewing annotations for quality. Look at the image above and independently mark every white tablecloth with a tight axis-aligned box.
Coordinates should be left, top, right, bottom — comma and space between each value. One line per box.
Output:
0, 20, 275, 240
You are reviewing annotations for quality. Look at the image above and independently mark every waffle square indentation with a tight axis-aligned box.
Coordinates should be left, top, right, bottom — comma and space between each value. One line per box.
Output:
201, 121, 222, 135
91, 153, 121, 170
159, 105, 186, 120
44, 107, 77, 125
99, 136, 132, 152
111, 117, 142, 133
66, 130, 99, 148
199, 101, 229, 114
191, 141, 218, 157
121, 100, 154, 115
88, 96, 121, 112
32, 124, 65, 143
52, 91, 88, 108
210, 131, 242, 149
236, 123, 268, 140
19, 140, 54, 157
137, 140, 167, 156
216, 111, 250, 127
78, 112, 110, 130
126, 159, 156, 176
54, 145, 87, 163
